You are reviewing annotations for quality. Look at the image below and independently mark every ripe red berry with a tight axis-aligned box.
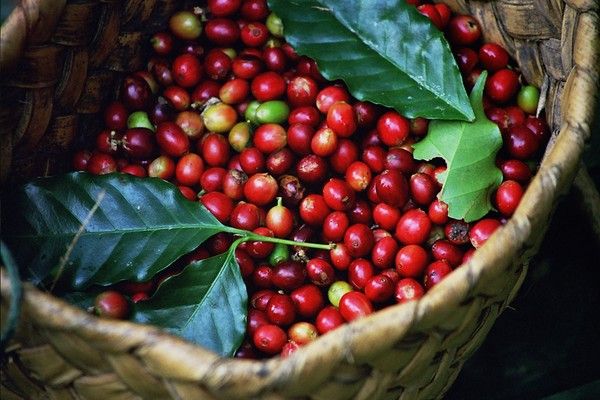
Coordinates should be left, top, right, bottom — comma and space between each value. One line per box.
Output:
377, 111, 410, 146
251, 71, 286, 101
495, 180, 524, 217
344, 224, 375, 258
479, 43, 510, 72
253, 324, 287, 355
395, 278, 425, 303
339, 291, 373, 322
322, 211, 350, 243
94, 291, 130, 319
364, 274, 395, 303
395, 209, 432, 245
291, 284, 325, 319
316, 306, 345, 334
326, 101, 357, 137
447, 15, 481, 46
395, 244, 429, 278
486, 69, 520, 104
423, 260, 453, 290
323, 178, 356, 211
469, 218, 502, 248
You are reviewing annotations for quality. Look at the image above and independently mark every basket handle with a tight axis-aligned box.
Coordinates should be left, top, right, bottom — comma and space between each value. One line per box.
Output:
1, 241, 23, 352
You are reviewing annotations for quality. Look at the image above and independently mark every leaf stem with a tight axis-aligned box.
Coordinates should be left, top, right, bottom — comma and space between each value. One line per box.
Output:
242, 233, 334, 250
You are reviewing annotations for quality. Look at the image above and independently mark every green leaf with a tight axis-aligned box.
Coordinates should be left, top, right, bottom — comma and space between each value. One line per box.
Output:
268, 0, 474, 121
412, 71, 503, 222
132, 245, 247, 356
1, 172, 236, 290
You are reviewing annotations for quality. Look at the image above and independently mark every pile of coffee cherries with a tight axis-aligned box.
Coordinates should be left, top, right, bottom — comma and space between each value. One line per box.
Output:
78, 0, 549, 358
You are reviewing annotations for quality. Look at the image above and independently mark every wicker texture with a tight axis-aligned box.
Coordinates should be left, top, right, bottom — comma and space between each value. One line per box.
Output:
1, 0, 599, 399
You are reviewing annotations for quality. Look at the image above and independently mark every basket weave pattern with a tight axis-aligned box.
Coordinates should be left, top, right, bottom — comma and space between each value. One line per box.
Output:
1, 0, 599, 399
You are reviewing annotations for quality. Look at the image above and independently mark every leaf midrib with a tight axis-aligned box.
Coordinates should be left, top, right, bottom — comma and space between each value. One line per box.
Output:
10, 223, 233, 240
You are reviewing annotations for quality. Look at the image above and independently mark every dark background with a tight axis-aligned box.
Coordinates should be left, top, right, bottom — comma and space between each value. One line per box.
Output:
446, 105, 600, 399
1, 3, 599, 399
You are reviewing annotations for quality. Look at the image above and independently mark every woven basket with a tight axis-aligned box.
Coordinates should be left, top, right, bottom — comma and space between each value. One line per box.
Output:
1, 0, 598, 399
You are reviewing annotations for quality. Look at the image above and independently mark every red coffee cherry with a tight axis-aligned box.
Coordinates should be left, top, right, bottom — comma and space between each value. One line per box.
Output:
395, 278, 425, 304
377, 111, 410, 147
479, 43, 510, 72
94, 291, 130, 319
395, 209, 432, 245
395, 244, 429, 278
344, 224, 375, 258
253, 324, 287, 355
495, 180, 524, 217
339, 291, 373, 322
423, 260, 453, 290
486, 69, 520, 104
447, 15, 481, 46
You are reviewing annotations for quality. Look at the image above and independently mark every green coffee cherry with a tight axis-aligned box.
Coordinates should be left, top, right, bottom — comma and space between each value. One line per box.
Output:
256, 100, 290, 124
127, 111, 154, 131
244, 100, 262, 125
266, 13, 284, 38
328, 281, 353, 307
269, 243, 290, 266
517, 85, 540, 114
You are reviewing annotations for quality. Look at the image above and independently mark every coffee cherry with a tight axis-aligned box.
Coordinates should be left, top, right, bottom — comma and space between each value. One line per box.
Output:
348, 258, 374, 290
323, 178, 356, 211
306, 258, 335, 287
395, 244, 428, 278
316, 306, 345, 334
469, 218, 502, 248
344, 224, 375, 258
395, 278, 425, 303
395, 209, 431, 245
371, 236, 398, 269
327, 101, 357, 137
266, 293, 296, 326
316, 85, 350, 113
430, 240, 463, 267
272, 260, 306, 291
148, 155, 175, 179
327, 280, 353, 307
88, 153, 117, 175
94, 291, 130, 319
364, 274, 395, 303
291, 284, 325, 319
376, 169, 409, 208
204, 18, 240, 46
244, 173, 278, 206
377, 111, 409, 146
495, 180, 523, 217
322, 211, 350, 242
253, 123, 287, 153
169, 11, 202, 40
486, 69, 520, 103
479, 43, 509, 72
443, 219, 470, 246
447, 15, 481, 45
423, 260, 453, 290
175, 153, 204, 186
200, 191, 233, 223
299, 194, 331, 226
504, 125, 540, 160
251, 71, 286, 101
253, 324, 287, 354
339, 291, 373, 322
